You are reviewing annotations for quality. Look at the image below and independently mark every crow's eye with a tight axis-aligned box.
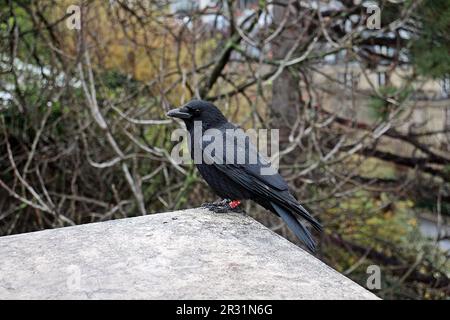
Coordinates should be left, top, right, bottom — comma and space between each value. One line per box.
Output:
194, 109, 201, 114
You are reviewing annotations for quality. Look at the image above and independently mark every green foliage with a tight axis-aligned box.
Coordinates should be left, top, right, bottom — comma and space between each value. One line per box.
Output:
411, 0, 450, 78
327, 190, 417, 246
0, 3, 54, 63
367, 85, 412, 120
323, 190, 449, 299
102, 70, 139, 91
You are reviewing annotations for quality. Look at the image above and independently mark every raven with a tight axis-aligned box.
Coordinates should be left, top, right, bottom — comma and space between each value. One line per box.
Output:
167, 100, 322, 252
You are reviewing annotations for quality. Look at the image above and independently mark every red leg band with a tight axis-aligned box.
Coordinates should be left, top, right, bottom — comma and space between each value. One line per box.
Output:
229, 200, 241, 209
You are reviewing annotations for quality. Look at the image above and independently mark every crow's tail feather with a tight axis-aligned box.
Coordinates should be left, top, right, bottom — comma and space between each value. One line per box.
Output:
289, 201, 322, 233
271, 202, 316, 252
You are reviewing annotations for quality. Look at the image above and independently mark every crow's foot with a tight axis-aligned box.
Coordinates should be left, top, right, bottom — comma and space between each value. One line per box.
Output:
201, 199, 245, 213
201, 198, 229, 208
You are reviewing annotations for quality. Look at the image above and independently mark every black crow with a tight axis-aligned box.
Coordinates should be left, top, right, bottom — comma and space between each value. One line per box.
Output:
167, 100, 322, 252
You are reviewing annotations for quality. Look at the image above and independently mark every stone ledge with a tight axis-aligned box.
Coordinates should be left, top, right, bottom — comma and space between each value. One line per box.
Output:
0, 208, 379, 299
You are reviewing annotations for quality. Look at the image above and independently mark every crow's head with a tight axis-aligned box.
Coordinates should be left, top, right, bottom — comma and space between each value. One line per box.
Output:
166, 100, 227, 128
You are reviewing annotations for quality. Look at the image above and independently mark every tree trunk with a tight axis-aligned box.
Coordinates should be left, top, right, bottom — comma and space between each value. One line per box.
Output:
270, 1, 303, 159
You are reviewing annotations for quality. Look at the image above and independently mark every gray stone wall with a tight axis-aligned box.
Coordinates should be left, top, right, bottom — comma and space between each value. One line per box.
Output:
0, 209, 379, 299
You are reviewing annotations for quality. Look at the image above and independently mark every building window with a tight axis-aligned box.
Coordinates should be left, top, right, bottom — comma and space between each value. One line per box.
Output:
338, 72, 359, 88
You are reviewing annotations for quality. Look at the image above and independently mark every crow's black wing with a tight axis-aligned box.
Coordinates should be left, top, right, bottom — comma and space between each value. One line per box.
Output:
201, 128, 321, 231
201, 125, 288, 191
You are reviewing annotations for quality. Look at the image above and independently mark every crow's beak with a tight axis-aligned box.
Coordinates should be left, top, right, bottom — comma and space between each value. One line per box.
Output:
166, 107, 192, 119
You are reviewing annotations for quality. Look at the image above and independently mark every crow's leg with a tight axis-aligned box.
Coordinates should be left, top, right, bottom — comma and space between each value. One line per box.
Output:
202, 199, 244, 213
201, 198, 230, 207
228, 200, 245, 213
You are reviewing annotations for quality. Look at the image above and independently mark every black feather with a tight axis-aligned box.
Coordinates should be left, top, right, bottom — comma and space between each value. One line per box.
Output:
270, 202, 316, 252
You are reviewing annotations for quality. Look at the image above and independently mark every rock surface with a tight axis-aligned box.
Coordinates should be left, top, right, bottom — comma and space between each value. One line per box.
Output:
0, 208, 379, 299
